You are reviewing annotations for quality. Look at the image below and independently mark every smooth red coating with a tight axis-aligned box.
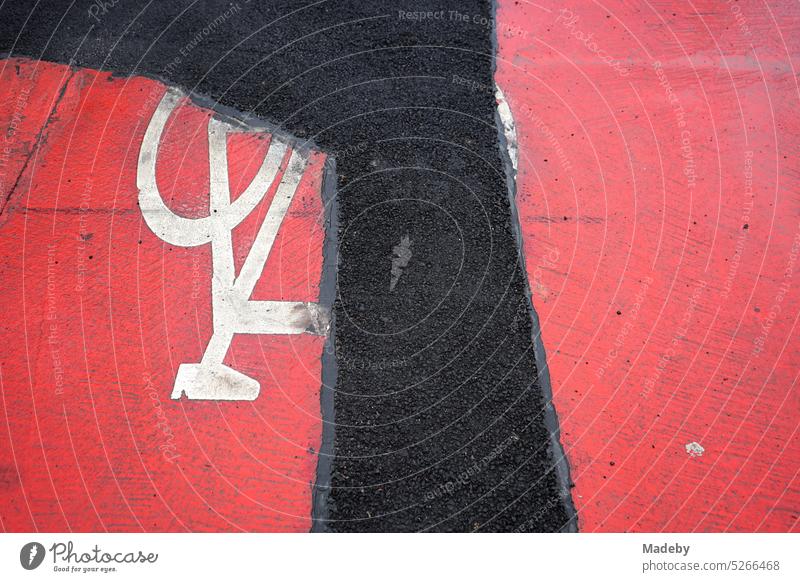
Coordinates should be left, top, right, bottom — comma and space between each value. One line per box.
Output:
0, 58, 327, 532
497, 1, 799, 531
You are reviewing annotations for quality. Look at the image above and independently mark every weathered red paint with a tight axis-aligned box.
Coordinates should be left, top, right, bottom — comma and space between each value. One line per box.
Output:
0, 58, 327, 531
497, 1, 799, 531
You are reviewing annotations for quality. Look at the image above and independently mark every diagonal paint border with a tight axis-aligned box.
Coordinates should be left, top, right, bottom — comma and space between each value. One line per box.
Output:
491, 0, 578, 532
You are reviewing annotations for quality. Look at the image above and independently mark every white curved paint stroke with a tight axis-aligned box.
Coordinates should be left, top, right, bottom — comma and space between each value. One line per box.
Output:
138, 88, 330, 401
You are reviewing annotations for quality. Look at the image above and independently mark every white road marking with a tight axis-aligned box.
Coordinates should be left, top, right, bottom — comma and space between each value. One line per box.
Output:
138, 88, 329, 401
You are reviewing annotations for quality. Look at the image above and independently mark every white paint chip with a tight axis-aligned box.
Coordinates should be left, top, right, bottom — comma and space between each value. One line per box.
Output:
495, 84, 518, 172
390, 234, 412, 291
685, 442, 705, 457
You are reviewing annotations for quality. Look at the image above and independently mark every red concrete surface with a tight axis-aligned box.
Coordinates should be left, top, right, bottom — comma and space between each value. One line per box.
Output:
497, 1, 799, 531
0, 58, 328, 531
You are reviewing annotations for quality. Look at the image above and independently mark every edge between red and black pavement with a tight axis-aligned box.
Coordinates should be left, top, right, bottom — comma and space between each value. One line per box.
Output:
0, 0, 577, 532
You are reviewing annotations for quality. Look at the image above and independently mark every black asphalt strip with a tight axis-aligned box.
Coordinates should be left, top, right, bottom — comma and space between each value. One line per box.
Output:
1, 0, 576, 532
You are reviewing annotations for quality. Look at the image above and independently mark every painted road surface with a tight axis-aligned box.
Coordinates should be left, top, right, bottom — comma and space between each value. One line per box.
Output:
1, 0, 798, 532
0, 58, 331, 531
497, 1, 799, 531
0, 0, 575, 532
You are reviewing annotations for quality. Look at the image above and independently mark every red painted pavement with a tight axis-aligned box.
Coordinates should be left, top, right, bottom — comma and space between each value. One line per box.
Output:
497, 1, 799, 531
0, 58, 328, 531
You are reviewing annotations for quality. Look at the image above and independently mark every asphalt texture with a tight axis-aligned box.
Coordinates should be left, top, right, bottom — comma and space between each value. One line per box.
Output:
1, 0, 576, 532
